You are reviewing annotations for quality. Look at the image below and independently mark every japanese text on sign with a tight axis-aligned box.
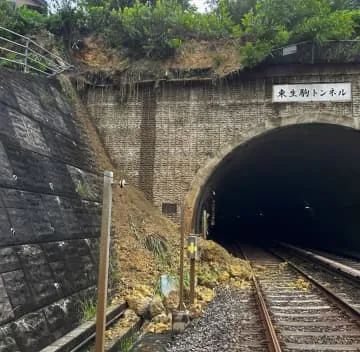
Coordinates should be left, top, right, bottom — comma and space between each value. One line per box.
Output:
273, 83, 351, 103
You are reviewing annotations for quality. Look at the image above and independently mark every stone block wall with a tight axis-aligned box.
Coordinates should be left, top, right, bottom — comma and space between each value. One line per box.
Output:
0, 68, 101, 351
85, 64, 360, 223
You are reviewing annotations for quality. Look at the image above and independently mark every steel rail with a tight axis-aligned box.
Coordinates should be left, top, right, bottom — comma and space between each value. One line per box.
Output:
24, 62, 51, 75
268, 247, 360, 327
271, 39, 360, 53
239, 247, 282, 352
279, 242, 360, 281
0, 52, 55, 76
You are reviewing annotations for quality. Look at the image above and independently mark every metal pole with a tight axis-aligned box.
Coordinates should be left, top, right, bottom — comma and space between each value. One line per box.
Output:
189, 257, 196, 304
178, 204, 186, 310
202, 210, 207, 240
24, 38, 29, 73
95, 171, 113, 352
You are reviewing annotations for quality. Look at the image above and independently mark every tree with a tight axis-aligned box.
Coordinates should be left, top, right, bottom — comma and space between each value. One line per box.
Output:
0, 1, 45, 35
46, 0, 85, 49
241, 0, 359, 67
224, 0, 256, 24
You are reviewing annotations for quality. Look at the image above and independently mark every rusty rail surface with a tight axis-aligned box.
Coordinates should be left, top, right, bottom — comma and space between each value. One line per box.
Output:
238, 244, 360, 351
239, 247, 282, 352
271, 244, 360, 325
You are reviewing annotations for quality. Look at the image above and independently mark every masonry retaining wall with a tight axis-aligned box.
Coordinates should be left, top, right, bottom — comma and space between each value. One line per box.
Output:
0, 68, 101, 351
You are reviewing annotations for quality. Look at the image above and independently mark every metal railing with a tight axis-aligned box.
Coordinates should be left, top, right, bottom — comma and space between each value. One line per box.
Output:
0, 26, 73, 77
264, 40, 360, 65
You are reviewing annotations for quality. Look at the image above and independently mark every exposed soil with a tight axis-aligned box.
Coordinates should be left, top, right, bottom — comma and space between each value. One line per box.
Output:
72, 36, 243, 86
70, 75, 180, 299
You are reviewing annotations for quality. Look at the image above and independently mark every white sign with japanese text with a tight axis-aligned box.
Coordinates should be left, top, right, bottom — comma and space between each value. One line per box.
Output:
273, 83, 352, 103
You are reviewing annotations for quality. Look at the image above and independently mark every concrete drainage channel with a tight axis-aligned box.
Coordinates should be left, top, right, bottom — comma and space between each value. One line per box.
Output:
40, 302, 143, 352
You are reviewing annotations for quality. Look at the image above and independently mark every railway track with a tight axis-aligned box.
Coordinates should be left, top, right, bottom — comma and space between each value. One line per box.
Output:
53, 244, 360, 352
272, 243, 360, 313
222, 283, 269, 351
237, 244, 360, 351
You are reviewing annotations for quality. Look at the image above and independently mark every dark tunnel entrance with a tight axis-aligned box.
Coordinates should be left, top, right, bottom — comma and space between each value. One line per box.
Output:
196, 123, 360, 252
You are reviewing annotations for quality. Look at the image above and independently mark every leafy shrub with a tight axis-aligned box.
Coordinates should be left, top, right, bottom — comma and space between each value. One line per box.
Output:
0, 52, 19, 69
46, 0, 86, 49
240, 40, 272, 67
241, 0, 360, 67
118, 0, 184, 57
78, 0, 239, 58
0, 1, 45, 35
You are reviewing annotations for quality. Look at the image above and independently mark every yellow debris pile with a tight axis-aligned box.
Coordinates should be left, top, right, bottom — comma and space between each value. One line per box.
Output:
197, 238, 252, 288
125, 285, 153, 316
288, 277, 311, 290
123, 239, 253, 334
105, 308, 139, 341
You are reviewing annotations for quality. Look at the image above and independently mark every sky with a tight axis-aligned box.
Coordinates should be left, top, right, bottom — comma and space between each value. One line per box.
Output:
190, 0, 209, 13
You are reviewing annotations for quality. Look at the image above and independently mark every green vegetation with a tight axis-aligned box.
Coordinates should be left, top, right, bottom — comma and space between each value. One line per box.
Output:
117, 331, 138, 352
78, 297, 97, 321
241, 0, 360, 66
75, 181, 90, 198
0, 0, 359, 68
85, 0, 238, 58
0, 2, 45, 35
143, 234, 169, 263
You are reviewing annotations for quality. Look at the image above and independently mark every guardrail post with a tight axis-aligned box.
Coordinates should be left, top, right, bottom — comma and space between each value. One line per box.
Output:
24, 38, 29, 73
95, 171, 113, 352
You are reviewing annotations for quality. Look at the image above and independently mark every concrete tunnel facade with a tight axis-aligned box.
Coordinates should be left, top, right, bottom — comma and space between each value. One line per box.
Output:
85, 63, 360, 252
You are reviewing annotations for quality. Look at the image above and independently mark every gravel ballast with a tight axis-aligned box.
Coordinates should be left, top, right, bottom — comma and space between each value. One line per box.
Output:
166, 286, 267, 352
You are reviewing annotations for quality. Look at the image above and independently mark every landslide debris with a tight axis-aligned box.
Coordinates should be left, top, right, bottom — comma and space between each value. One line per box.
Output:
69, 77, 252, 342
123, 239, 252, 334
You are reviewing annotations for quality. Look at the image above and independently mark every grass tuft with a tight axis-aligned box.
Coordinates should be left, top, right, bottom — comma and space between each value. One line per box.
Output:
79, 298, 97, 322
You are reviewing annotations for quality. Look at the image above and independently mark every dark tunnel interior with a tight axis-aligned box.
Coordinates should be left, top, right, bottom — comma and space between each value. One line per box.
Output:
197, 123, 360, 251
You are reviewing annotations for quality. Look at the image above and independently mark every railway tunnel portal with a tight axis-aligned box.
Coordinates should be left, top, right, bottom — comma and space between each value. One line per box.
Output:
189, 121, 360, 251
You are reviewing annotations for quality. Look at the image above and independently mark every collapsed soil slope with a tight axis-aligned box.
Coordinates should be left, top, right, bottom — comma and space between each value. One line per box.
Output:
71, 76, 181, 299
67, 75, 252, 343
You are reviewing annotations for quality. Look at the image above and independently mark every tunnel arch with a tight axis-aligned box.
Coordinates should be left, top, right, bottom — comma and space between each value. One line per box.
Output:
184, 113, 358, 238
